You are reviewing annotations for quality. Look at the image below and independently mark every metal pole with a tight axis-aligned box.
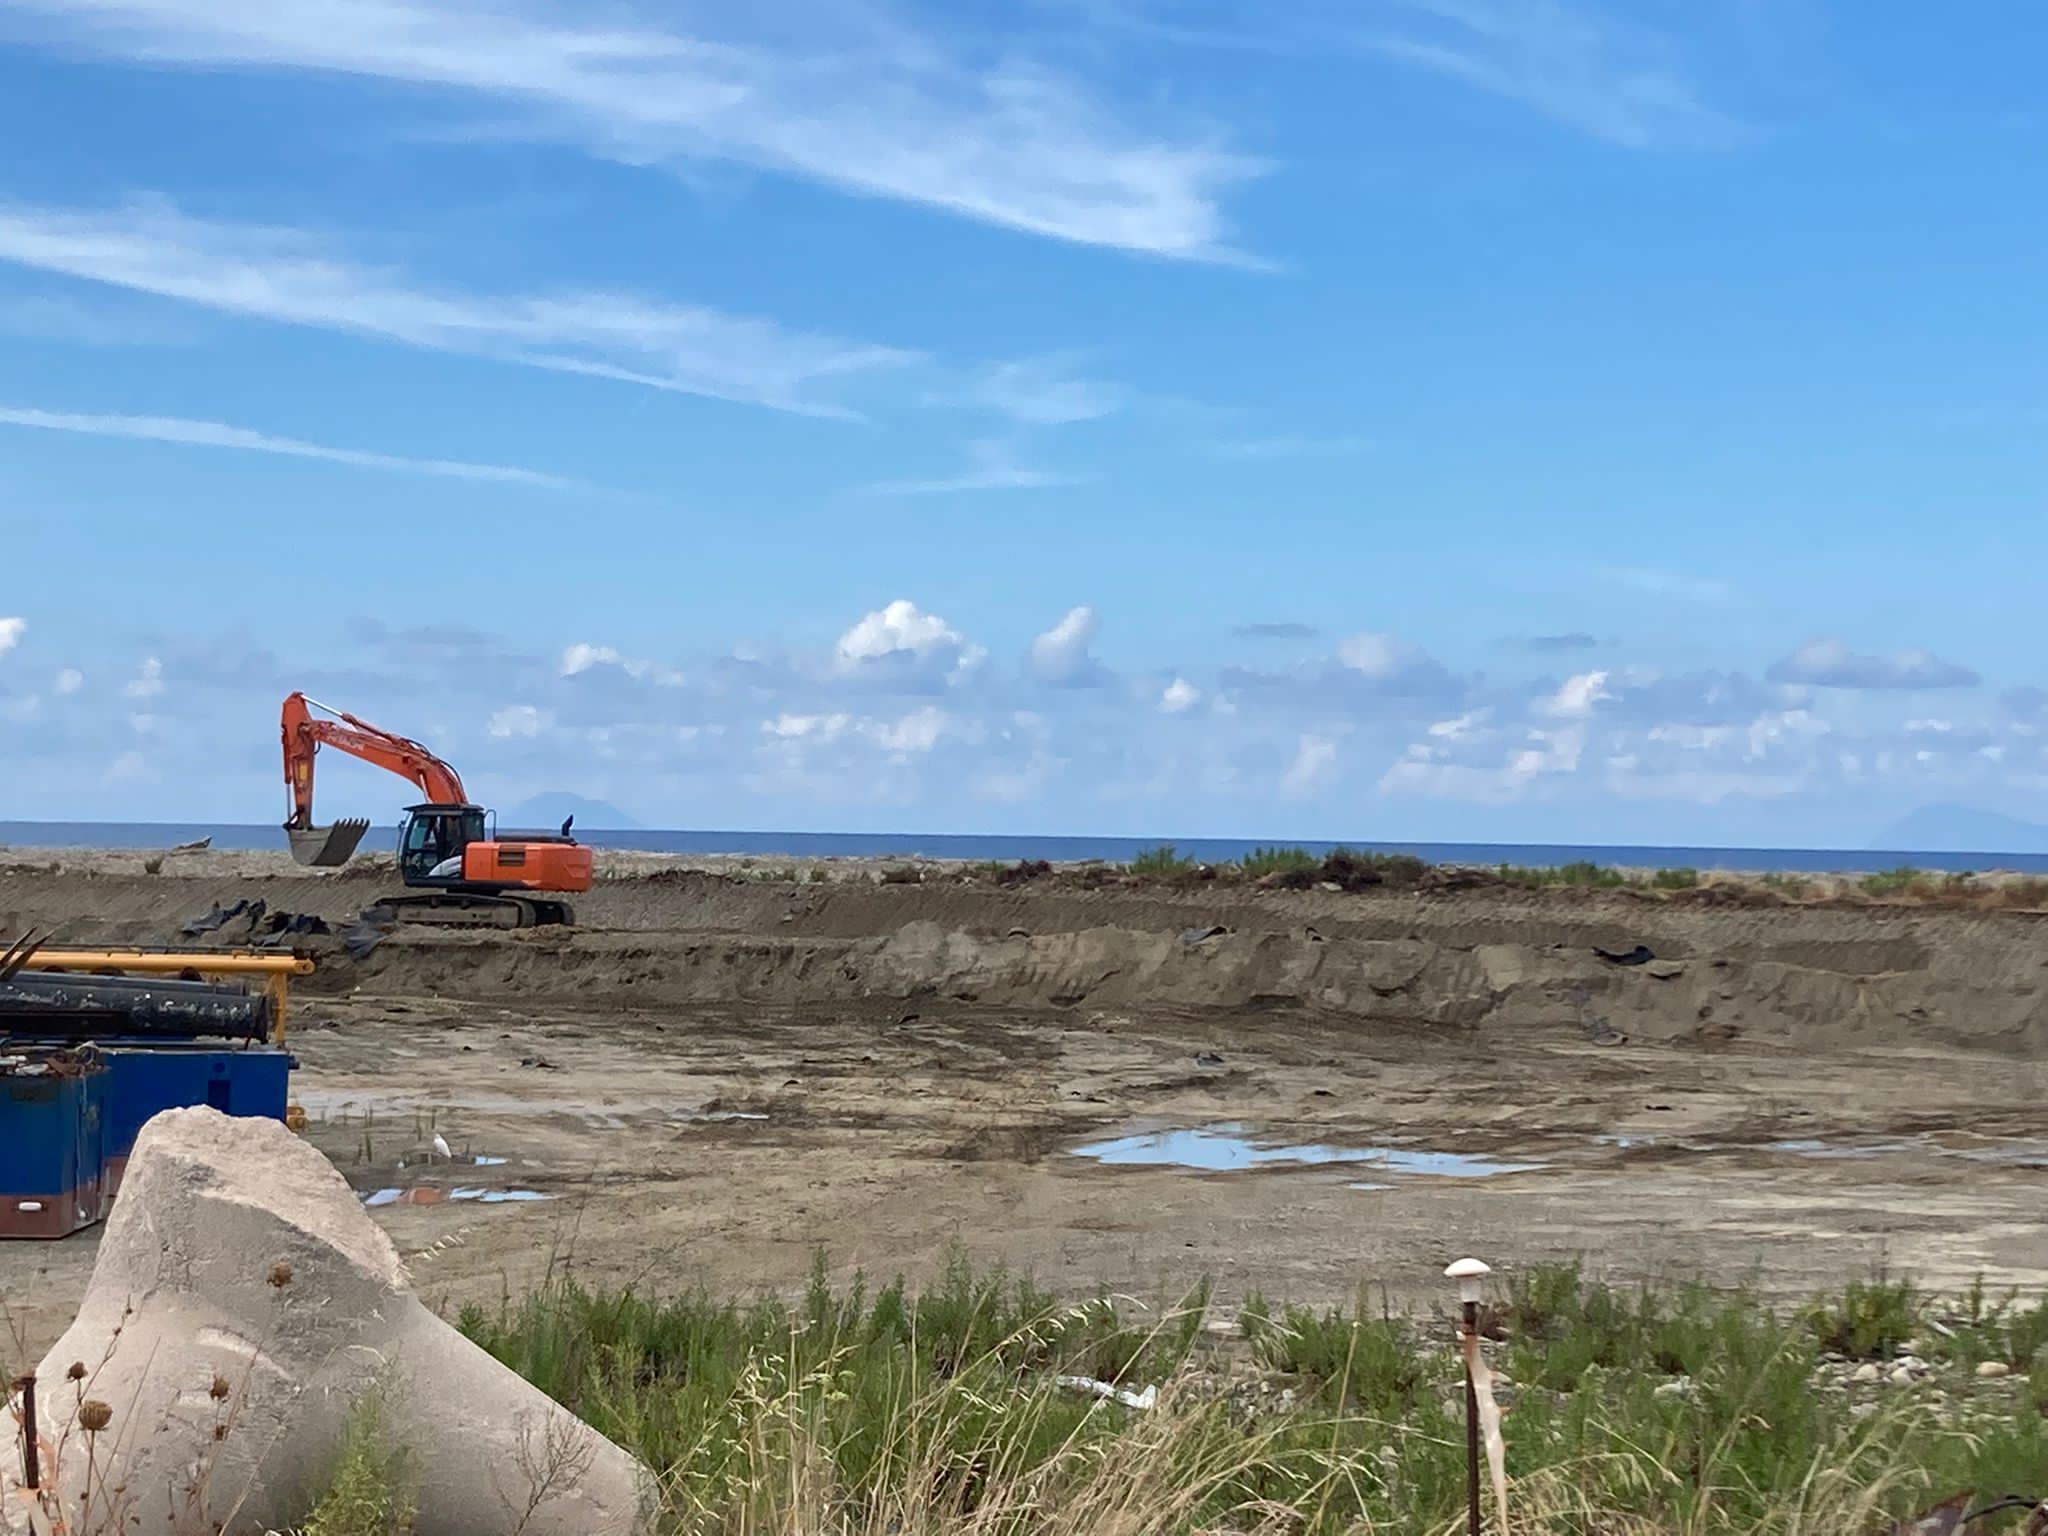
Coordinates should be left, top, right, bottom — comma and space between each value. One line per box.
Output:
1445, 1258, 1493, 1536
13, 1373, 37, 1492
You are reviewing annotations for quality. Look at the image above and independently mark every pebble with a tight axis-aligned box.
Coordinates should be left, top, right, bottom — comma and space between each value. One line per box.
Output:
1852, 1363, 1882, 1383
1976, 1360, 2012, 1379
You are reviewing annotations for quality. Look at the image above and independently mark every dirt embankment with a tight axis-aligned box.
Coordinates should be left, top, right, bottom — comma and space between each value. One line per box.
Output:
4, 850, 2045, 1056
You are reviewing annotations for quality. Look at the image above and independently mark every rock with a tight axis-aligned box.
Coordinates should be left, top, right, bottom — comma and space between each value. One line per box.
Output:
1976, 1360, 2012, 1379
1890, 1366, 1918, 1388
1852, 1362, 1883, 1383
1899, 1339, 1924, 1356
1, 1106, 654, 1536
1653, 1379, 1694, 1399
1643, 960, 1686, 980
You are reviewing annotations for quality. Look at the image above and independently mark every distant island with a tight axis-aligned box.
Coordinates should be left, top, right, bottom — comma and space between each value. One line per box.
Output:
503, 792, 640, 831
1873, 803, 2048, 856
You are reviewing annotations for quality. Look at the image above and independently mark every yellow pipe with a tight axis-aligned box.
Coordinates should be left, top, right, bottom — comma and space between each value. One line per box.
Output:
19, 950, 314, 977
19, 949, 314, 1041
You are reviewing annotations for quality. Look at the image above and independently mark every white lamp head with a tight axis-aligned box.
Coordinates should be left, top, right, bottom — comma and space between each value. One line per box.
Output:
1444, 1256, 1492, 1304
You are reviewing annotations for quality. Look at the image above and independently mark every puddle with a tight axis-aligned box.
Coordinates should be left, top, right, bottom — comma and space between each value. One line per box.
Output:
472, 1155, 508, 1166
1766, 1138, 1911, 1160
1069, 1125, 1544, 1180
1596, 1134, 1654, 1149
360, 1187, 553, 1207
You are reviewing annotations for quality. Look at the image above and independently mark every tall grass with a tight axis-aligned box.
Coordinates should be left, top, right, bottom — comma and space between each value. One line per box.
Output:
454, 1258, 2048, 1535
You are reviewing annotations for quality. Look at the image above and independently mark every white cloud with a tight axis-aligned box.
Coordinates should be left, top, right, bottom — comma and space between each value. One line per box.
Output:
1338, 633, 1405, 679
15, 1, 1257, 260
52, 667, 83, 695
834, 599, 985, 684
123, 656, 163, 698
1281, 732, 1338, 795
0, 616, 23, 656
1543, 670, 1614, 719
1426, 709, 1488, 740
861, 439, 1083, 496
0, 199, 916, 417
0, 404, 575, 487
1364, 0, 1743, 150
950, 356, 1126, 424
1766, 638, 1980, 691
1079, 0, 1737, 151
560, 643, 623, 676
1160, 677, 1202, 714
765, 712, 852, 742
104, 749, 154, 784
1028, 606, 1106, 686
488, 704, 551, 738
871, 706, 950, 755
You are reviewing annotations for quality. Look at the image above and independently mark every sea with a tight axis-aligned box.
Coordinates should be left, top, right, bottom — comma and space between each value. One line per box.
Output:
5, 822, 2047, 875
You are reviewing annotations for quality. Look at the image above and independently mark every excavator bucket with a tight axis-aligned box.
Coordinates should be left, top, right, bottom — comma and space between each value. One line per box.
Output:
287, 818, 371, 867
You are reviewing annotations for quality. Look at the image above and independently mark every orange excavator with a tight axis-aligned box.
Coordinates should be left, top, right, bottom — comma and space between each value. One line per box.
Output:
280, 692, 592, 927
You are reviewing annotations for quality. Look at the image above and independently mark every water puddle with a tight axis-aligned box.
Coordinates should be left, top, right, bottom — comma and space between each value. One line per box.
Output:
360, 1186, 553, 1207
1069, 1125, 1544, 1180
1765, 1138, 1913, 1160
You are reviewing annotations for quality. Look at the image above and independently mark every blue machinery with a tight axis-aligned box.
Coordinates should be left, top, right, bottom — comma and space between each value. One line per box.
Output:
1, 947, 309, 1238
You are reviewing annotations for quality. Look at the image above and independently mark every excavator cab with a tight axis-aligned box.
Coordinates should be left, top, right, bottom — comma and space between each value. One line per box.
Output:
398, 803, 487, 887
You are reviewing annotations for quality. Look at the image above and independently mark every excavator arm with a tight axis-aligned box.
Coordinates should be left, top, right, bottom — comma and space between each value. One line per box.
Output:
282, 692, 469, 865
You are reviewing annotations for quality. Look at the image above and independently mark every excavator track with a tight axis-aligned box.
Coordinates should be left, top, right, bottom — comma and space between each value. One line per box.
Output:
371, 893, 576, 930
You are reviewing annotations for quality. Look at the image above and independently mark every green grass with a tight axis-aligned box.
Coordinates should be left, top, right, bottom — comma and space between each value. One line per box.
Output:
1236, 846, 1319, 880
1497, 859, 1630, 890
453, 1256, 2048, 1536
1129, 844, 1196, 877
1651, 866, 1702, 890
1862, 865, 1932, 897
302, 1392, 416, 1536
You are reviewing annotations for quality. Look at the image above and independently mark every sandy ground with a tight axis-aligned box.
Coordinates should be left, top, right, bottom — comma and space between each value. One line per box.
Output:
5, 847, 2047, 1366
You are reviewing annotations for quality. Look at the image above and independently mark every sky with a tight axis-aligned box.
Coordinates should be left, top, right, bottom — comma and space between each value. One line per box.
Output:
0, 0, 2043, 846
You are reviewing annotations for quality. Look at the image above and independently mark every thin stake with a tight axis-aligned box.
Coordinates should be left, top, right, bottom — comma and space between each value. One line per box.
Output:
1463, 1297, 1480, 1536
12, 1373, 38, 1492
1445, 1258, 1493, 1536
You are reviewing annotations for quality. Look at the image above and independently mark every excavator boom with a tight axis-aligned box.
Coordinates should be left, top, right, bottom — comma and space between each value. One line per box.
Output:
281, 692, 468, 866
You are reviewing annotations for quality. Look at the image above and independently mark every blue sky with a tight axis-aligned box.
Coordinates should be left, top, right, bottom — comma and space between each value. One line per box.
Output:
0, 0, 2042, 844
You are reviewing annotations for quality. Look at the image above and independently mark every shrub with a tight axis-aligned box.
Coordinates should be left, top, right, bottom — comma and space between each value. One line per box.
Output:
1129, 844, 1195, 877
1861, 866, 1930, 898
1238, 846, 1319, 881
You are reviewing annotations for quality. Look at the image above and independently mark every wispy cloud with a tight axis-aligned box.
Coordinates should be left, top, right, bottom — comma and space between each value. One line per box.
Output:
1766, 638, 1981, 692
0, 198, 917, 416
1063, 0, 1740, 151
1510, 632, 1600, 653
0, 404, 576, 487
0, 292, 191, 346
1365, 0, 1745, 149
1212, 432, 1372, 459
14, 0, 1260, 260
861, 439, 1084, 496
936, 355, 1128, 425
